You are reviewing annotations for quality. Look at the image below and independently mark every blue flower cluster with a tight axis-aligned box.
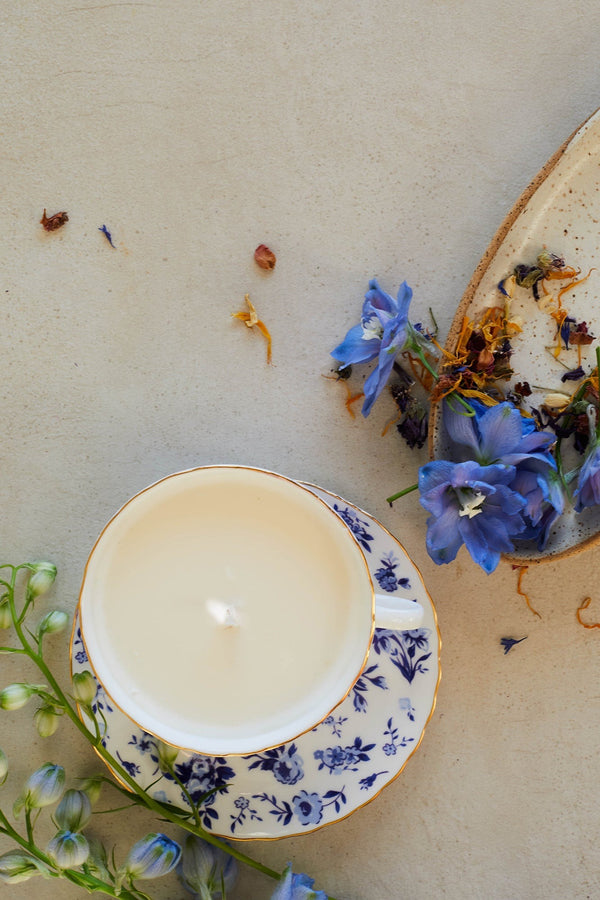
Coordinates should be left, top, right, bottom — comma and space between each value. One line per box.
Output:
331, 279, 413, 416
419, 400, 564, 573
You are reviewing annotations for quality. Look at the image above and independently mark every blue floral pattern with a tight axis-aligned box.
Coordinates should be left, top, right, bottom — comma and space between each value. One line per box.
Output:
374, 554, 411, 592
71, 485, 439, 839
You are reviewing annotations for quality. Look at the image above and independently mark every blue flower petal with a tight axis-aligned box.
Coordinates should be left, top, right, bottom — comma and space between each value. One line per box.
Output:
331, 324, 380, 367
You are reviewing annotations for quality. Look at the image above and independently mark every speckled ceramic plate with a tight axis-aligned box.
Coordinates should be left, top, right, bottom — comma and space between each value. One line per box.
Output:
71, 484, 440, 840
430, 107, 600, 562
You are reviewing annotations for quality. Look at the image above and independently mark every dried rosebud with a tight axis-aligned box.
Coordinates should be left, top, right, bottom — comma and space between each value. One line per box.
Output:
40, 209, 68, 232
254, 243, 276, 270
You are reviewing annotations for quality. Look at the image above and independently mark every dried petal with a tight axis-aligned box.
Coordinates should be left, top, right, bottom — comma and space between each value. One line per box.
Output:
254, 244, 276, 270
40, 210, 68, 232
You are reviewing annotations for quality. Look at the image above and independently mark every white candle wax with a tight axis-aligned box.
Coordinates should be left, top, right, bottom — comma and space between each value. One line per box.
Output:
80, 468, 372, 755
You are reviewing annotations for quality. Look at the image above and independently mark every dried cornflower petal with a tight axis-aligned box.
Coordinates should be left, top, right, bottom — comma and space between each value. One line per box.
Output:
254, 244, 276, 270
40, 209, 68, 232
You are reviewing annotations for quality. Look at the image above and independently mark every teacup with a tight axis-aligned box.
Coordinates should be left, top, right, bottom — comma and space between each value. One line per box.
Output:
78, 466, 424, 756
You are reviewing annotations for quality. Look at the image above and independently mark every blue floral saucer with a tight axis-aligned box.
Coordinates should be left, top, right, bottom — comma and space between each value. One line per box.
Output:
71, 484, 440, 840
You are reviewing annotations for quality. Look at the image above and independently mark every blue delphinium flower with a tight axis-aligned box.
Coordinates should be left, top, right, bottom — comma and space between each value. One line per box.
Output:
331, 279, 412, 416
419, 459, 527, 573
119, 833, 181, 883
573, 438, 600, 511
269, 863, 327, 900
428, 398, 564, 557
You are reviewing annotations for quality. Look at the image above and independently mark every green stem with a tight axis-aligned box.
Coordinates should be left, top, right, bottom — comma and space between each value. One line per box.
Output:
7, 586, 283, 885
386, 482, 418, 505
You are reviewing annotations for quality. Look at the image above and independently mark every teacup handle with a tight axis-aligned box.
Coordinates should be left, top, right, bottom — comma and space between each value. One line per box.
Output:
374, 594, 424, 631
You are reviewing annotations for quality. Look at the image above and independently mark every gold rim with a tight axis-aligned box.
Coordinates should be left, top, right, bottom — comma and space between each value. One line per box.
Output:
72, 481, 441, 841
428, 106, 600, 566
77, 464, 376, 757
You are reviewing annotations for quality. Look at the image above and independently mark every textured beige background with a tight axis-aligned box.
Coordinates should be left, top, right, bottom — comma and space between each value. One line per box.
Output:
2, 2, 600, 898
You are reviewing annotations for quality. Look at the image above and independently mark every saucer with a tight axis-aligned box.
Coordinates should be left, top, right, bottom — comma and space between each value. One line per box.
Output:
70, 484, 440, 840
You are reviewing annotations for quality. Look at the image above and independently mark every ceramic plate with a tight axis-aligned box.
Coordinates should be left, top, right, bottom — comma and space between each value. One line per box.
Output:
430, 107, 600, 561
71, 484, 440, 840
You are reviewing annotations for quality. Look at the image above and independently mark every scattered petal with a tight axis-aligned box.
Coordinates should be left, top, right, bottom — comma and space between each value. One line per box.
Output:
40, 209, 68, 232
232, 294, 273, 364
254, 243, 276, 270
98, 224, 116, 248
500, 636, 527, 654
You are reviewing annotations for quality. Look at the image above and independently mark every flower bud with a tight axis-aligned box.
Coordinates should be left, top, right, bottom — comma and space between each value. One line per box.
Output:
71, 671, 97, 706
270, 864, 327, 900
38, 610, 69, 636
55, 789, 92, 831
121, 833, 181, 881
0, 682, 44, 711
0, 747, 8, 783
0, 851, 51, 883
156, 740, 179, 772
178, 835, 237, 899
26, 562, 57, 600
0, 598, 12, 630
34, 705, 61, 738
47, 830, 90, 869
21, 763, 65, 811
80, 776, 103, 805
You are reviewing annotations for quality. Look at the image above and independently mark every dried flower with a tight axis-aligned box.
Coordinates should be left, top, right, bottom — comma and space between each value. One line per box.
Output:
40, 209, 68, 232
98, 224, 116, 248
500, 636, 527, 654
254, 243, 276, 270
232, 294, 273, 364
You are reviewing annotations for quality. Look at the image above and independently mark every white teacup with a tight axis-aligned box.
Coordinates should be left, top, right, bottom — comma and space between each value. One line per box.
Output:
78, 466, 424, 756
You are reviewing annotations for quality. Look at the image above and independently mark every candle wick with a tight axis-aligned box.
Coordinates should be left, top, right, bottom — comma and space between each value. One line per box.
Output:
206, 597, 241, 628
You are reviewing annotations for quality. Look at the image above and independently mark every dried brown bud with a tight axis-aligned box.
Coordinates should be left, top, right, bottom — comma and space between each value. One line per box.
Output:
254, 244, 276, 270
40, 209, 69, 232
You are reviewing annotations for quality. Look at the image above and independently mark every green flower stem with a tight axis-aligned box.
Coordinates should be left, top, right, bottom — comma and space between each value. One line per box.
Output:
2, 568, 289, 889
0, 808, 141, 899
386, 482, 418, 505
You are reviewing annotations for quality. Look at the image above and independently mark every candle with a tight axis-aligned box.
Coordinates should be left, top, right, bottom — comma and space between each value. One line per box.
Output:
79, 467, 373, 755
